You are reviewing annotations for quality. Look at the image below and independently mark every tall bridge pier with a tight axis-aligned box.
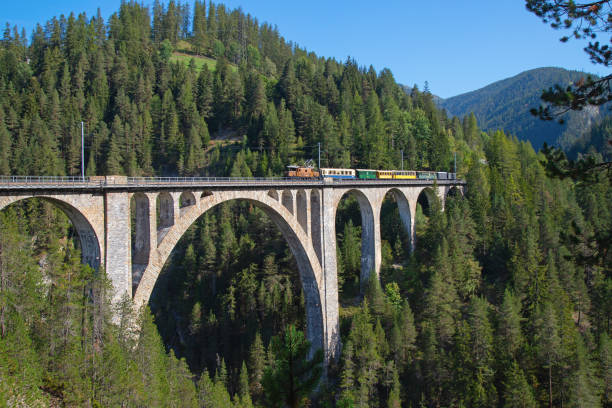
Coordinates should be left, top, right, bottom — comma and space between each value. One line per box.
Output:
0, 175, 464, 363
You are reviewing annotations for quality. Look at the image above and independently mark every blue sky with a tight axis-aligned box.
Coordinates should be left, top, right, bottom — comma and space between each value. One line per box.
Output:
3, 0, 607, 98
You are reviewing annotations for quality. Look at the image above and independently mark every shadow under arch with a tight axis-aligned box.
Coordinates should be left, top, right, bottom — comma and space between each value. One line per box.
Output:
133, 191, 325, 353
417, 187, 437, 217
334, 189, 376, 293
447, 186, 463, 199
380, 188, 413, 260
0, 196, 102, 270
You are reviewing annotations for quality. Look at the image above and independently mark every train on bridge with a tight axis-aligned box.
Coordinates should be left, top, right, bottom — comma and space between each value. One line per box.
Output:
286, 166, 457, 180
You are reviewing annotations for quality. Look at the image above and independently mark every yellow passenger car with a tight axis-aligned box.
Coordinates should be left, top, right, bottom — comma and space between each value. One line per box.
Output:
376, 170, 393, 179
393, 170, 416, 179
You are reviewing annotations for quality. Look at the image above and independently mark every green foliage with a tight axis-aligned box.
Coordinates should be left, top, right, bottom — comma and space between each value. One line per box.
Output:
502, 360, 536, 408
262, 325, 323, 408
0, 201, 202, 407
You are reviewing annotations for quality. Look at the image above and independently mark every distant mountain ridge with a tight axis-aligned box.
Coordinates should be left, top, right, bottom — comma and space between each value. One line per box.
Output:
436, 67, 603, 150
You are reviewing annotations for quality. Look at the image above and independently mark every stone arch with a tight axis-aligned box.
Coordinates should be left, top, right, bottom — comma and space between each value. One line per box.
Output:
296, 189, 308, 234
0, 195, 102, 270
157, 192, 174, 244
179, 191, 196, 216
310, 189, 322, 264
133, 191, 325, 355
447, 186, 463, 198
417, 187, 437, 216
281, 190, 294, 214
334, 189, 377, 292
381, 188, 413, 257
131, 193, 150, 265
267, 189, 279, 201
131, 193, 150, 293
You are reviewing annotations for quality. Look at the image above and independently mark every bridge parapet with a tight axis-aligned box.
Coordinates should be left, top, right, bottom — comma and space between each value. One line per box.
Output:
0, 175, 466, 191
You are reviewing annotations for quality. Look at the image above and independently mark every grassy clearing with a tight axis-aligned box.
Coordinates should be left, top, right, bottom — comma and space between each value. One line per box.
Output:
169, 53, 217, 71
169, 52, 238, 73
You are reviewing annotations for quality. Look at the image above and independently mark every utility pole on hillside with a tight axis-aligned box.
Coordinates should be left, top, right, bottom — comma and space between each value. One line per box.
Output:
81, 121, 85, 180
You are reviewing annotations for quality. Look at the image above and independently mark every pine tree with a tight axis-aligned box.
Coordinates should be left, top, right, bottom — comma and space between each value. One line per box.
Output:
364, 91, 387, 169
348, 301, 382, 407
0, 118, 11, 174
423, 239, 459, 347
599, 333, 612, 406
279, 60, 298, 110
262, 325, 323, 408
390, 299, 416, 370
237, 361, 253, 407
465, 297, 497, 407
496, 289, 524, 361
339, 339, 356, 404
502, 360, 536, 408
566, 333, 600, 408
0, 212, 45, 403
386, 367, 401, 408
106, 131, 124, 175
533, 301, 561, 408
341, 219, 361, 288
463, 112, 479, 148
248, 331, 266, 400
166, 351, 198, 408
192, 0, 207, 55
245, 72, 266, 120
197, 66, 214, 119
197, 369, 233, 408
365, 274, 387, 318
184, 125, 205, 175
134, 307, 170, 406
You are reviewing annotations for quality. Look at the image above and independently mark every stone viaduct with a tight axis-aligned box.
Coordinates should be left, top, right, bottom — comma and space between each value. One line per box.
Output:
0, 175, 464, 364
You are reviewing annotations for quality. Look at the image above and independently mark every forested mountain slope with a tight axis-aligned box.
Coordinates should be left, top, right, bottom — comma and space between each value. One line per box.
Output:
0, 2, 610, 407
438, 67, 604, 151
0, 0, 455, 179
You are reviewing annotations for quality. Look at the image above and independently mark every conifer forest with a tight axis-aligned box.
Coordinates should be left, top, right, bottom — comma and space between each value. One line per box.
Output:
0, 1, 610, 407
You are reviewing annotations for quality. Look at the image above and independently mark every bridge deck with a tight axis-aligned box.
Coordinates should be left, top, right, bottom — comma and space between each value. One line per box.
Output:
0, 176, 465, 191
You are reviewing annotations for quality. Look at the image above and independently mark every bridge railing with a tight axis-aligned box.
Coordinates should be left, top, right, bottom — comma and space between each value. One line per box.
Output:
126, 176, 308, 184
0, 175, 324, 187
0, 176, 102, 185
